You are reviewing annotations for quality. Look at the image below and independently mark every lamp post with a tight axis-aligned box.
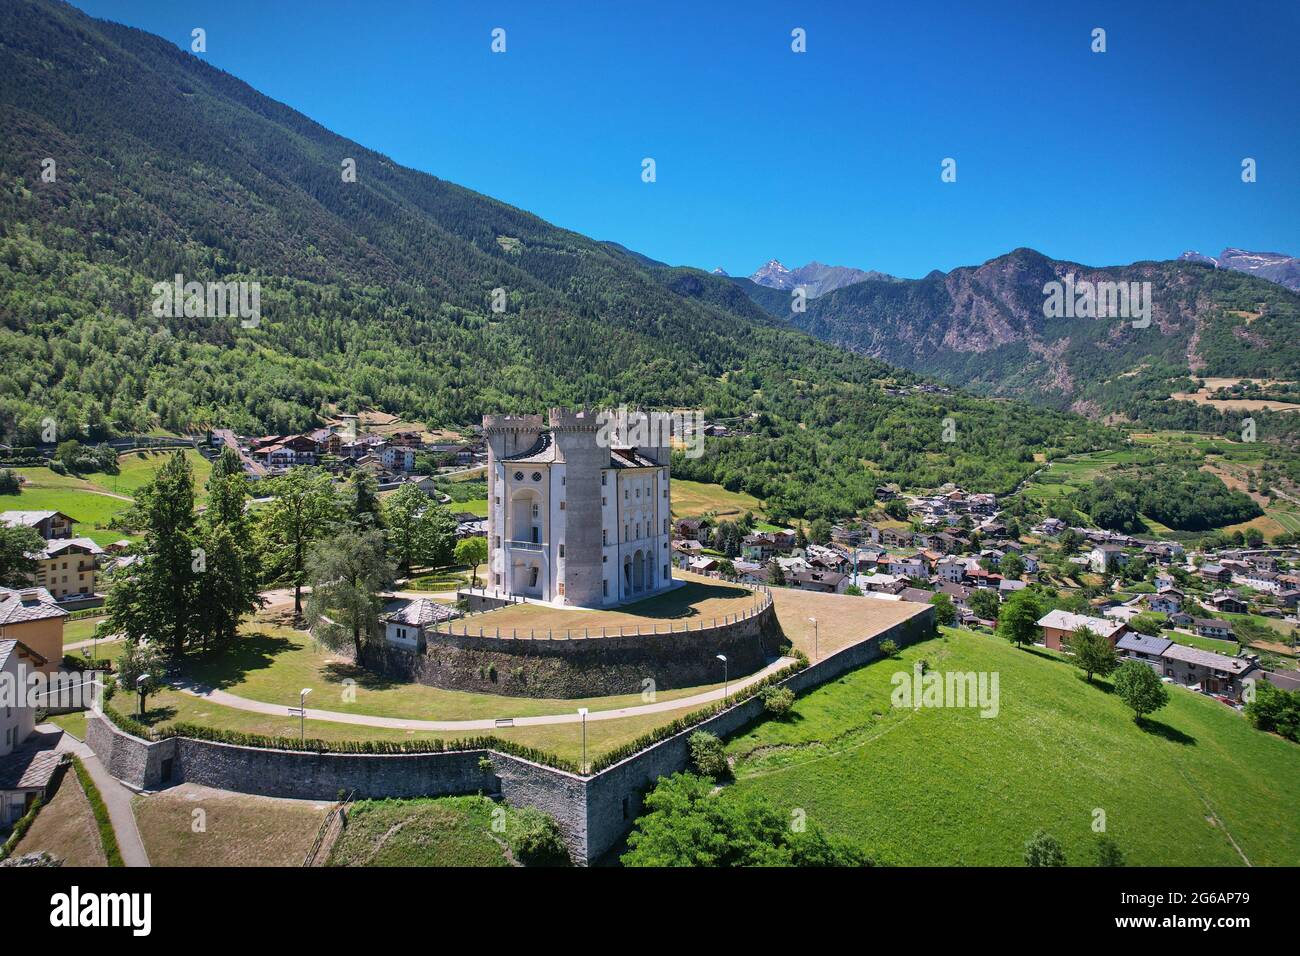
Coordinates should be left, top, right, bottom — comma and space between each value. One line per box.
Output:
299, 688, 312, 742
577, 708, 589, 774
809, 617, 819, 661
716, 654, 728, 702
136, 674, 149, 716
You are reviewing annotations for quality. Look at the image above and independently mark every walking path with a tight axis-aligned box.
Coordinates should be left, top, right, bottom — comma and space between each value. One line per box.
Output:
169, 656, 794, 732
44, 724, 151, 867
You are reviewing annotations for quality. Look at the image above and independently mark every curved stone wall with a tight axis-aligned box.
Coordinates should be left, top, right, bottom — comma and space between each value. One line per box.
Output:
359, 598, 784, 698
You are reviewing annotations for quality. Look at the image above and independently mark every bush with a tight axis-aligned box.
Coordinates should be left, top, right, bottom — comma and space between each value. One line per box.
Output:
688, 731, 728, 779
72, 756, 124, 867
760, 686, 795, 718
1024, 830, 1065, 867
507, 807, 569, 866
879, 638, 899, 657
1094, 837, 1125, 867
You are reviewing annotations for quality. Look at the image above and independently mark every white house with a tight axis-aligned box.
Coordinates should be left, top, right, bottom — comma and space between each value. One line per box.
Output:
0, 639, 61, 826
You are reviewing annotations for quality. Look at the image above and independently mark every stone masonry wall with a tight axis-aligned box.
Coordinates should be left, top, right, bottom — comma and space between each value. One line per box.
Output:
84, 603, 934, 864
359, 600, 784, 699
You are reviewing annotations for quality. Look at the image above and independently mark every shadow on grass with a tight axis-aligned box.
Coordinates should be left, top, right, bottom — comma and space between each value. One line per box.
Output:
137, 705, 178, 727
179, 631, 297, 690
623, 581, 752, 620
1138, 717, 1197, 746
320, 660, 404, 692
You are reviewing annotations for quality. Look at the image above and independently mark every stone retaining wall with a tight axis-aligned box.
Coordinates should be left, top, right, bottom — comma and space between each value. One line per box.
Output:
359, 599, 784, 699
85, 604, 934, 864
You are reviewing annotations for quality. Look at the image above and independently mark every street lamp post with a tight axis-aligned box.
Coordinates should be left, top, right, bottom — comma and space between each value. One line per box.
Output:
299, 688, 312, 742
716, 654, 728, 702
136, 674, 148, 716
809, 617, 819, 661
577, 708, 589, 774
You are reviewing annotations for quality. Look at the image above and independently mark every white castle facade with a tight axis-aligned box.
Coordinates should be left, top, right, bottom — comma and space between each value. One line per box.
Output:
483, 409, 673, 607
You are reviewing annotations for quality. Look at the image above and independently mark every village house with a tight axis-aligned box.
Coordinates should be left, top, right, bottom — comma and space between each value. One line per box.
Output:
1089, 544, 1128, 573
381, 444, 418, 472
0, 639, 64, 826
0, 587, 66, 674
935, 556, 967, 584
1198, 563, 1232, 584
1194, 619, 1235, 641
30, 537, 102, 600
1116, 633, 1173, 671
1159, 643, 1258, 700
1144, 587, 1184, 614
1036, 609, 1128, 651
0, 510, 74, 540
1236, 568, 1281, 594
788, 569, 849, 594
674, 518, 703, 541
888, 556, 927, 580
1209, 592, 1248, 615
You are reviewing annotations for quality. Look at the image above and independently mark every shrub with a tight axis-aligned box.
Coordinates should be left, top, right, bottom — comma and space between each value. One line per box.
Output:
508, 807, 569, 866
1024, 830, 1065, 867
688, 731, 728, 779
879, 638, 899, 657
0, 795, 43, 862
72, 756, 124, 867
1094, 837, 1125, 867
760, 686, 795, 718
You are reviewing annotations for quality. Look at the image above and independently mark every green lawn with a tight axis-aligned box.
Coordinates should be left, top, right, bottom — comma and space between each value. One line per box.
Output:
3, 450, 211, 545
724, 627, 1300, 866
174, 623, 726, 722
127, 683, 701, 765
326, 796, 512, 866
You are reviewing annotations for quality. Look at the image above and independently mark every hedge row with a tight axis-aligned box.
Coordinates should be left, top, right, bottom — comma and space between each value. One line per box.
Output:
99, 705, 580, 774
0, 794, 44, 862
71, 756, 124, 867
588, 652, 810, 773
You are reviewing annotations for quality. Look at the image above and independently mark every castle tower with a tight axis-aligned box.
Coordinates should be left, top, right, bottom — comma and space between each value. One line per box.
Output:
549, 409, 607, 607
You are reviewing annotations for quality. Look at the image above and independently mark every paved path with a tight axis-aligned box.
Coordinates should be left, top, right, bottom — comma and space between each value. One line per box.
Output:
64, 634, 123, 653
44, 725, 151, 867
170, 656, 795, 732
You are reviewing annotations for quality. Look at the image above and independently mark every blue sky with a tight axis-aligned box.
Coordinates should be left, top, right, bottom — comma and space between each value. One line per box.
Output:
71, 0, 1299, 279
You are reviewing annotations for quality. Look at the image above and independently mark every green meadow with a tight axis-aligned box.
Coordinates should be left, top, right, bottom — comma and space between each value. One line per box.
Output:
724, 628, 1300, 866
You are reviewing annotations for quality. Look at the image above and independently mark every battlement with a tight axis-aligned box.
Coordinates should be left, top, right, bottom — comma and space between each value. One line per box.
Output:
483, 413, 544, 434
548, 408, 603, 431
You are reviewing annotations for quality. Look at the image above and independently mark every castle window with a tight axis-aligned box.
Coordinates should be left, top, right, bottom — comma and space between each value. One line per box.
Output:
663, 564, 669, 579
603, 580, 609, 597
561, 476, 566, 486
602, 496, 607, 506
558, 583, 565, 596
624, 489, 629, 500
529, 567, 539, 587
532, 504, 540, 519
601, 473, 607, 486
560, 501, 566, 510
559, 543, 565, 558
603, 530, 608, 545
532, 472, 542, 482
514, 471, 524, 481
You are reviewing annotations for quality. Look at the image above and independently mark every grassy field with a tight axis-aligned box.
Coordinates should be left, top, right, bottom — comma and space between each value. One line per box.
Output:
174, 621, 726, 721
326, 795, 512, 866
670, 479, 767, 522
133, 783, 331, 866
13, 767, 107, 866
2, 449, 211, 545
469, 578, 763, 636
128, 684, 703, 765
724, 628, 1300, 866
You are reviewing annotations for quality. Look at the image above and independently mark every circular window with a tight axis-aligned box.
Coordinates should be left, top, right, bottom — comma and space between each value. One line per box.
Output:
513, 471, 524, 481
531, 471, 542, 482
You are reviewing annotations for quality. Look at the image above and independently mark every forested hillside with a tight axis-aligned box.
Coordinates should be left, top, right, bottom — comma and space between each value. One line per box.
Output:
0, 0, 1116, 519
744, 247, 1300, 435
